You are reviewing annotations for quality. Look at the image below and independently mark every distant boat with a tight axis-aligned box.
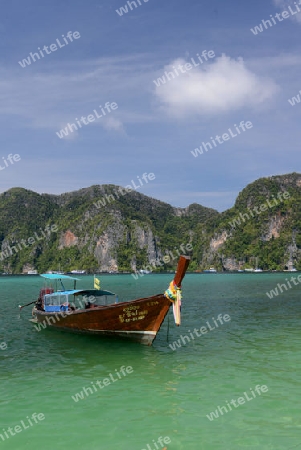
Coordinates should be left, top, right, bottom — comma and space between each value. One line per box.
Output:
25, 256, 190, 346
70, 270, 86, 274
27, 270, 38, 275
287, 264, 297, 272
48, 264, 64, 275
245, 257, 263, 273
139, 269, 152, 274
254, 257, 263, 272
203, 267, 217, 273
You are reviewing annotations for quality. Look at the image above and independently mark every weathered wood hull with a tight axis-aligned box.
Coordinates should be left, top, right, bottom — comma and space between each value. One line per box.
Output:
34, 294, 171, 345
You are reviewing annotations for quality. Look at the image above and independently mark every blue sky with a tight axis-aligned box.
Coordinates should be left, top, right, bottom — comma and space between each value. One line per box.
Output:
0, 0, 300, 211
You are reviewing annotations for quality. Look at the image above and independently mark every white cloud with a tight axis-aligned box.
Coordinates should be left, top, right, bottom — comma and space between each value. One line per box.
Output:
273, 0, 301, 23
101, 117, 125, 132
0, 53, 281, 134
154, 54, 279, 118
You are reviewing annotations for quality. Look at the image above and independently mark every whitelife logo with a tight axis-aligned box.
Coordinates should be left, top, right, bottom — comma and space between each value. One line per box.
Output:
71, 366, 134, 402
140, 436, 171, 450
0, 342, 7, 350
228, 191, 290, 228
169, 314, 231, 351
266, 274, 301, 299
0, 413, 45, 442
34, 295, 97, 332
153, 50, 216, 87
0, 224, 58, 262
206, 385, 268, 421
191, 121, 253, 158
93, 172, 155, 209
116, 0, 150, 16
250, 2, 301, 35
132, 242, 193, 280
18, 31, 81, 68
288, 89, 301, 106
56, 102, 118, 139
0, 153, 21, 171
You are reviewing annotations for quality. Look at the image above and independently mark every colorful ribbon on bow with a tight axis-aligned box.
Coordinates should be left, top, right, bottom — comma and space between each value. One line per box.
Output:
164, 280, 182, 326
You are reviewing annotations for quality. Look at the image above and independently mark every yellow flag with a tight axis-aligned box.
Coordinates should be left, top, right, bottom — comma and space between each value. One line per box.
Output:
94, 276, 101, 290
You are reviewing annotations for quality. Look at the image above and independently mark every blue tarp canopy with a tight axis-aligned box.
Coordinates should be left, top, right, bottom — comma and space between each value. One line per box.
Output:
44, 289, 115, 297
40, 274, 80, 281
45, 290, 83, 296
80, 289, 115, 297
40, 274, 115, 297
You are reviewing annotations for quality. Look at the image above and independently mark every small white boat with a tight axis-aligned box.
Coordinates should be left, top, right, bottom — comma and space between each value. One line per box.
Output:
139, 269, 152, 274
253, 257, 263, 272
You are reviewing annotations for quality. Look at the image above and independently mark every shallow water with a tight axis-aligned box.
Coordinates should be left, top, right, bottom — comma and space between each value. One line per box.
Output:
0, 273, 301, 449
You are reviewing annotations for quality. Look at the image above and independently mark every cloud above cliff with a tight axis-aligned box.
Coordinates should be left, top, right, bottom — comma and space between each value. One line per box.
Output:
154, 54, 279, 118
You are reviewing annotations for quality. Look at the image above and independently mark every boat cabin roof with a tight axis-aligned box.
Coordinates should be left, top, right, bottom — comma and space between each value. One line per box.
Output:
40, 273, 80, 281
45, 289, 115, 297
43, 289, 116, 312
40, 273, 115, 313
48, 289, 82, 296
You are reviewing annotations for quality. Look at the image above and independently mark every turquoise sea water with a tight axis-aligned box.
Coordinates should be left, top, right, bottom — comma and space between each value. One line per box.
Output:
1, 273, 301, 450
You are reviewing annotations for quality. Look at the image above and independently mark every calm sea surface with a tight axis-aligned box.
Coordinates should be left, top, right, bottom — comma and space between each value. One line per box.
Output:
1, 273, 301, 450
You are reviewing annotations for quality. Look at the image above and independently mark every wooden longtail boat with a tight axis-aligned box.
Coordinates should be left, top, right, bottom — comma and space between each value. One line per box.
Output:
28, 256, 190, 345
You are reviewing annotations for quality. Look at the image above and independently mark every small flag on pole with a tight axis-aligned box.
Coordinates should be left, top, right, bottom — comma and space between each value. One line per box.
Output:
94, 276, 101, 290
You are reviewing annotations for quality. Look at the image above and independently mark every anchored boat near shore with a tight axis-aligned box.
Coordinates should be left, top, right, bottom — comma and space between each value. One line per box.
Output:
203, 267, 217, 273
21, 256, 190, 345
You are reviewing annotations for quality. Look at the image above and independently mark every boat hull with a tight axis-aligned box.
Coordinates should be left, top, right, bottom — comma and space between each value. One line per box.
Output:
33, 294, 171, 345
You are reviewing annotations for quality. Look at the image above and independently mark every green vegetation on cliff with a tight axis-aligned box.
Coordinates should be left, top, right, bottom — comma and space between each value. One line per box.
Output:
0, 173, 300, 273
